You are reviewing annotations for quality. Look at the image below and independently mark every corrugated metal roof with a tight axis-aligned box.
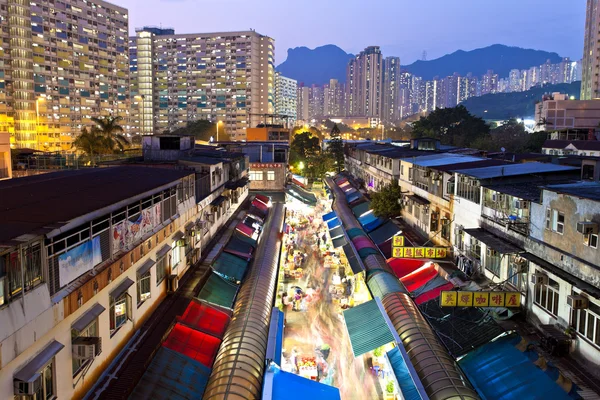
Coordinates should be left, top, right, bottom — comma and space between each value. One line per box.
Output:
387, 347, 423, 400
351, 201, 372, 218
342, 243, 364, 274
328, 226, 344, 239
463, 228, 522, 254
263, 364, 341, 400
162, 323, 222, 368
456, 162, 579, 179
367, 270, 406, 299
368, 221, 402, 245
178, 299, 230, 339
544, 181, 600, 202
129, 347, 211, 400
342, 299, 396, 357
211, 252, 249, 283
407, 153, 484, 167
197, 272, 238, 309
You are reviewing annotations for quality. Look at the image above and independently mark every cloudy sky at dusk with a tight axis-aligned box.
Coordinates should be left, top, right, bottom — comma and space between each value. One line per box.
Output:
118, 0, 586, 64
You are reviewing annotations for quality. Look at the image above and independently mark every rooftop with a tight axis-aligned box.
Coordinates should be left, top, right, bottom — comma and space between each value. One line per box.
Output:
0, 167, 193, 245
406, 153, 484, 167
543, 140, 600, 151
455, 162, 579, 180
544, 181, 600, 202
483, 182, 546, 202
433, 159, 509, 173
180, 156, 223, 165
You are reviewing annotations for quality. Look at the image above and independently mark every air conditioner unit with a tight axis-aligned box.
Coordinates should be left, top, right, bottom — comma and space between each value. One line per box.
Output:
72, 336, 100, 360
168, 276, 179, 292
14, 376, 41, 396
531, 272, 548, 285
576, 221, 598, 235
567, 295, 589, 309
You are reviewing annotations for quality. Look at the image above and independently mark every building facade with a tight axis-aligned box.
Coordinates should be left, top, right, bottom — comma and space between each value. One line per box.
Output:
346, 46, 383, 118
382, 57, 400, 123
534, 93, 600, 133
274, 72, 297, 125
582, 0, 600, 99
324, 79, 345, 117
130, 28, 275, 140
0, 132, 11, 179
1, 0, 130, 150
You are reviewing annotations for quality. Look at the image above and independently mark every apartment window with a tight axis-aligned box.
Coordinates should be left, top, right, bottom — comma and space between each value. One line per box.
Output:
109, 286, 132, 335
546, 208, 565, 234
137, 271, 151, 305
23, 243, 43, 291
171, 242, 181, 270
267, 170, 275, 181
156, 256, 168, 285
470, 238, 481, 260
72, 319, 99, 376
584, 234, 598, 249
535, 277, 560, 316
485, 248, 501, 277
441, 219, 451, 241
508, 257, 526, 292
249, 171, 263, 181
571, 302, 600, 347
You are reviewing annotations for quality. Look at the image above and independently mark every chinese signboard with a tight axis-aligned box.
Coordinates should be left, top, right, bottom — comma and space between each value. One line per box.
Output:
392, 236, 405, 247
250, 163, 284, 169
440, 291, 521, 308
392, 247, 447, 259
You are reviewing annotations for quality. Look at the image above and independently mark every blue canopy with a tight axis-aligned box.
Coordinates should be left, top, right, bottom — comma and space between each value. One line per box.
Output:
327, 218, 341, 229
364, 217, 386, 233
265, 308, 284, 366
387, 347, 424, 400
263, 364, 341, 400
459, 334, 572, 400
347, 192, 361, 203
368, 220, 401, 245
322, 211, 337, 222
358, 212, 378, 227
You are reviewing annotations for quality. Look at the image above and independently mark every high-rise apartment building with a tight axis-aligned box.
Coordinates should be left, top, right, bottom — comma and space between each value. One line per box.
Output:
308, 84, 324, 119
382, 56, 401, 123
346, 46, 383, 117
457, 74, 477, 103
0, 0, 130, 150
130, 28, 274, 140
274, 72, 297, 125
324, 79, 345, 117
296, 85, 310, 123
509, 69, 522, 92
481, 70, 498, 95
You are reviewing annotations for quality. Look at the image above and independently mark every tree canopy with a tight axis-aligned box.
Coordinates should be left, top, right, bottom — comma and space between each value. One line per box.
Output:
472, 118, 547, 153
290, 131, 321, 166
91, 115, 129, 151
370, 182, 403, 219
328, 124, 344, 172
411, 105, 490, 147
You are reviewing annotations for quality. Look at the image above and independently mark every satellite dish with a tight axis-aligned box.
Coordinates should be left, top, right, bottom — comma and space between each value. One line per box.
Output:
501, 147, 506, 153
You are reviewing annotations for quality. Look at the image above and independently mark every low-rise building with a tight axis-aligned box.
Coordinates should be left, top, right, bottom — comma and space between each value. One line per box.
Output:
542, 140, 600, 157
0, 132, 11, 180
534, 93, 600, 134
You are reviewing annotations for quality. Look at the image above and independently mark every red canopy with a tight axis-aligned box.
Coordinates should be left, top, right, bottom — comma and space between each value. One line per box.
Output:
178, 300, 230, 338
352, 236, 376, 251
162, 323, 222, 368
252, 199, 269, 212
414, 282, 455, 305
236, 222, 255, 238
254, 194, 270, 205
336, 178, 348, 186
387, 258, 428, 279
400, 263, 438, 293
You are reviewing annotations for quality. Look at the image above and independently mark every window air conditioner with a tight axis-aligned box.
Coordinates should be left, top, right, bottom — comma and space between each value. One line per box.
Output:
567, 295, 589, 310
168, 276, 179, 292
531, 272, 548, 285
576, 221, 598, 235
72, 336, 100, 360
14, 376, 42, 396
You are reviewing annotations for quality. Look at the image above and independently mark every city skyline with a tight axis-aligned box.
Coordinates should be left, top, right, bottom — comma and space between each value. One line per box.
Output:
117, 0, 585, 64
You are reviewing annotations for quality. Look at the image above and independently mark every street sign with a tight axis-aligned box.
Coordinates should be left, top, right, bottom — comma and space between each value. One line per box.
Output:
392, 236, 405, 247
440, 291, 521, 308
392, 247, 447, 259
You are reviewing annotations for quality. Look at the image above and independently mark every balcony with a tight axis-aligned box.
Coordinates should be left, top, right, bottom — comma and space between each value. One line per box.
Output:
482, 205, 530, 236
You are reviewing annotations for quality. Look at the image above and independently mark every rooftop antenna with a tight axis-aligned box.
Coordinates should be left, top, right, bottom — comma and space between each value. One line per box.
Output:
422, 50, 427, 61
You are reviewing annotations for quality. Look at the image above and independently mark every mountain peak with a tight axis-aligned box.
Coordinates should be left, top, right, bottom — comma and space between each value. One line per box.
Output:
277, 44, 354, 86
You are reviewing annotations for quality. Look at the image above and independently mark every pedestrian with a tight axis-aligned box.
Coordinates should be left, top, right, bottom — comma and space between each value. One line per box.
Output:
317, 237, 321, 247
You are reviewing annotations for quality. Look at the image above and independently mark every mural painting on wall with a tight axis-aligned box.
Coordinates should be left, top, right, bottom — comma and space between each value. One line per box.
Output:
113, 204, 162, 254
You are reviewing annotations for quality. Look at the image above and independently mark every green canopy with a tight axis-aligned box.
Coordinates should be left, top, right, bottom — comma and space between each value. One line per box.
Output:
351, 201, 372, 218
233, 232, 257, 248
358, 247, 380, 259
342, 300, 395, 357
197, 272, 238, 309
212, 252, 249, 283
347, 228, 367, 240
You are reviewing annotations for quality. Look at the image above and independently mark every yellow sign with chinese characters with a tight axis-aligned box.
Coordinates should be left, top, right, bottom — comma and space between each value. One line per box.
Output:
392, 236, 405, 247
392, 247, 449, 259
440, 291, 521, 308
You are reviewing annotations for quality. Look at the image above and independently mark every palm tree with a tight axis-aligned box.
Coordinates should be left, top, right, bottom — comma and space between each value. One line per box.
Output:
72, 128, 112, 165
91, 115, 130, 151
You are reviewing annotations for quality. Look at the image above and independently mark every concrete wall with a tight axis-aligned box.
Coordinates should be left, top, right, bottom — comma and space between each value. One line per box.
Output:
249, 163, 286, 191
0, 132, 11, 180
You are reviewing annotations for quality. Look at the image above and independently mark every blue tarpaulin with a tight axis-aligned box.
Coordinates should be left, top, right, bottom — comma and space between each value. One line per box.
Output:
129, 347, 211, 400
358, 212, 378, 227
322, 211, 337, 222
265, 308, 284, 366
364, 217, 386, 233
327, 218, 341, 229
262, 364, 341, 400
459, 334, 573, 400
347, 192, 361, 203
368, 220, 401, 245
387, 347, 423, 400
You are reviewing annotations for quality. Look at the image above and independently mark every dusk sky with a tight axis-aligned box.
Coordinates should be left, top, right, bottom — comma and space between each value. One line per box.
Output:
119, 0, 586, 65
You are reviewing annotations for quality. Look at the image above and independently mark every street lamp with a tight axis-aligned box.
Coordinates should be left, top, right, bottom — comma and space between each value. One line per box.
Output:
298, 161, 304, 171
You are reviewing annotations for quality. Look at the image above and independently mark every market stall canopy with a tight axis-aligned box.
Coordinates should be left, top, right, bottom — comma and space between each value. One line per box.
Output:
178, 299, 230, 339
410, 275, 449, 297
252, 199, 270, 213
224, 236, 255, 261
254, 194, 271, 206
331, 236, 347, 249
418, 297, 504, 358
197, 272, 239, 309
377, 239, 393, 259
348, 195, 365, 206
249, 205, 268, 219
346, 227, 367, 240
414, 282, 454, 306
400, 263, 439, 293
342, 299, 396, 357
212, 252, 249, 283
351, 201, 372, 218
344, 186, 357, 194
236, 222, 255, 238
369, 221, 402, 245
342, 243, 364, 274
459, 334, 573, 400
346, 192, 361, 203
387, 347, 426, 400
162, 323, 222, 368
463, 228, 523, 254
322, 210, 338, 222
363, 217, 386, 233
244, 215, 263, 229
262, 364, 341, 400
352, 236, 375, 251
265, 308, 284, 366
358, 212, 378, 227
326, 217, 341, 230
292, 174, 308, 188
233, 231, 258, 248
286, 184, 318, 205
328, 225, 344, 239
130, 347, 211, 400
367, 270, 406, 299
388, 258, 428, 279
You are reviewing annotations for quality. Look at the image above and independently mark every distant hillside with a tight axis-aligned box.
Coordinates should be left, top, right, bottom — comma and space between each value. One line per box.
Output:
461, 81, 581, 120
402, 44, 563, 80
276, 45, 354, 86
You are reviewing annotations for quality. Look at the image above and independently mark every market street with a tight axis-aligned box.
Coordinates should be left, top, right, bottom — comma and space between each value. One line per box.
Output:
278, 196, 382, 400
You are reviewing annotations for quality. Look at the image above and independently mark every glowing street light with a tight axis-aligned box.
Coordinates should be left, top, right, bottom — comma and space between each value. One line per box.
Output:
298, 161, 304, 170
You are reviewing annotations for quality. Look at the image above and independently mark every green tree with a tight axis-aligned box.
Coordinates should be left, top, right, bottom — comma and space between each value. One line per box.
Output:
328, 124, 345, 172
307, 153, 335, 180
412, 105, 490, 147
292, 126, 323, 140
290, 131, 320, 167
72, 127, 113, 164
370, 182, 403, 219
91, 115, 130, 151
